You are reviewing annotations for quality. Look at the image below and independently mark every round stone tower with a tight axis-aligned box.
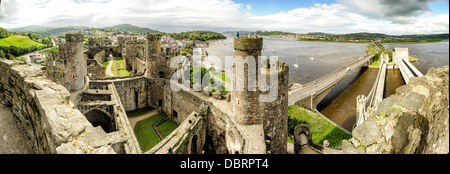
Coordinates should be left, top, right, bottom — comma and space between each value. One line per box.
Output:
146, 33, 162, 78
64, 33, 86, 91
232, 37, 263, 124
260, 60, 289, 154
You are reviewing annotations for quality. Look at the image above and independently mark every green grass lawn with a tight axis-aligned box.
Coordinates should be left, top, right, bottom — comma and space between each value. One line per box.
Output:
113, 58, 126, 69
110, 58, 129, 77
288, 105, 352, 147
102, 60, 110, 67
0, 35, 46, 48
134, 112, 167, 152
157, 120, 179, 138
370, 60, 380, 66
126, 106, 153, 118
119, 70, 130, 76
133, 112, 179, 152
368, 43, 375, 55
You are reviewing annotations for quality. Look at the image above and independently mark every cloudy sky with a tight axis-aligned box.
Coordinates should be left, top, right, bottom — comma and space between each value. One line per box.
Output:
0, 0, 448, 35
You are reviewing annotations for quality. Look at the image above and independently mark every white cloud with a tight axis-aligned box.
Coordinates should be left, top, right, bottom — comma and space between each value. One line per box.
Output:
0, 0, 448, 35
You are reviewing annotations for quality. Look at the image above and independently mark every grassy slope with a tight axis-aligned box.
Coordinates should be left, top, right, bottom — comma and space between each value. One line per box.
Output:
0, 35, 46, 48
288, 105, 352, 147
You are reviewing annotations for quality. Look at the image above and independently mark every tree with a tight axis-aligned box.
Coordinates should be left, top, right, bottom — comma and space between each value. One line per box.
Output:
0, 50, 5, 58
0, 27, 11, 39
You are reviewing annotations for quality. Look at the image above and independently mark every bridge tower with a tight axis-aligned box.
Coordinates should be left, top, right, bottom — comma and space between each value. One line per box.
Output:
62, 33, 86, 91
231, 37, 263, 125
146, 34, 162, 78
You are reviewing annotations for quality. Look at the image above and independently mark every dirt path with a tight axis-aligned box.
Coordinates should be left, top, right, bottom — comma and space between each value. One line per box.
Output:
128, 109, 160, 129
105, 58, 115, 77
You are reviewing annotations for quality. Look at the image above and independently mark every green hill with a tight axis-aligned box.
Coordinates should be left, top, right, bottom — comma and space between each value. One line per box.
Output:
170, 30, 226, 41
42, 26, 90, 36
104, 24, 160, 33
8, 25, 54, 33
0, 35, 46, 48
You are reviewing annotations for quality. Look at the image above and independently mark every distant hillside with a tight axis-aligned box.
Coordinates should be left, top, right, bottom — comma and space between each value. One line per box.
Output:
42, 26, 90, 36
299, 32, 449, 43
104, 24, 160, 34
8, 25, 54, 33
255, 30, 297, 36
9, 24, 159, 36
170, 31, 226, 41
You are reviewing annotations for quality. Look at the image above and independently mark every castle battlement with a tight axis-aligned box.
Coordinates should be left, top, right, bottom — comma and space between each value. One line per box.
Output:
146, 33, 162, 41
233, 37, 263, 52
65, 33, 84, 42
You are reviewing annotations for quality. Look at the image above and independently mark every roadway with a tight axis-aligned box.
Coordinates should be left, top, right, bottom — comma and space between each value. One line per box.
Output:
288, 53, 375, 106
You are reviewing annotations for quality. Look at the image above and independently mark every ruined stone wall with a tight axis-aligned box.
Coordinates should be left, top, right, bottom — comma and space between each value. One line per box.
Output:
45, 53, 66, 86
118, 37, 137, 59
0, 58, 119, 154
112, 77, 148, 112
86, 54, 106, 78
86, 50, 106, 78
147, 77, 166, 109
260, 60, 289, 154
125, 40, 146, 73
88, 37, 106, 49
163, 86, 204, 124
207, 104, 245, 154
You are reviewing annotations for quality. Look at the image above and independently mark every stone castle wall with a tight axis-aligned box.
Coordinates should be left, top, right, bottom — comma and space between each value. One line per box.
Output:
0, 58, 120, 154
124, 40, 146, 74
260, 60, 289, 154
112, 77, 149, 112
87, 50, 106, 78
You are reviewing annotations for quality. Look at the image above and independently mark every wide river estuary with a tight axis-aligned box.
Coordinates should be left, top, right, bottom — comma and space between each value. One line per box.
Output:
207, 37, 449, 131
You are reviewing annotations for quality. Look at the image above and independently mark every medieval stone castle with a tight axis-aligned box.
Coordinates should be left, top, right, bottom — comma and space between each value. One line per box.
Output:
0, 33, 289, 154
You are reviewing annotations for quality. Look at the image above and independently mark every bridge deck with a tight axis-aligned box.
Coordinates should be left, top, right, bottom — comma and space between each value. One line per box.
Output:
288, 53, 374, 106
398, 59, 422, 84
372, 60, 387, 107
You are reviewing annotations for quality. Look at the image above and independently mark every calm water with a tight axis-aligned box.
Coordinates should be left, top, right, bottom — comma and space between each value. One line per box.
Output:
318, 42, 448, 130
384, 41, 449, 74
206, 37, 368, 84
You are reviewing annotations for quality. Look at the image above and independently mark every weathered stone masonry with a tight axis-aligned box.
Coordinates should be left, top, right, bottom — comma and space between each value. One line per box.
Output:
0, 58, 129, 154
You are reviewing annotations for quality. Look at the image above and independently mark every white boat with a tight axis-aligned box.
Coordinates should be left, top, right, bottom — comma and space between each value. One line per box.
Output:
272, 49, 276, 53
294, 64, 299, 69
310, 57, 314, 60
